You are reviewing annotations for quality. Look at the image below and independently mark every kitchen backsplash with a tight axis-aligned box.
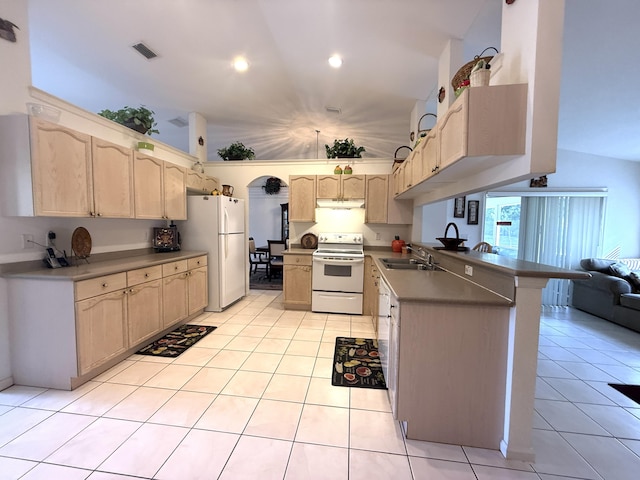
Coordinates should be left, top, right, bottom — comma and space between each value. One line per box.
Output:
290, 208, 411, 248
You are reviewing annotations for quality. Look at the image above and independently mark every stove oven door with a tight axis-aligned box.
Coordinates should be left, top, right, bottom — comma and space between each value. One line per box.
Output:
312, 256, 364, 293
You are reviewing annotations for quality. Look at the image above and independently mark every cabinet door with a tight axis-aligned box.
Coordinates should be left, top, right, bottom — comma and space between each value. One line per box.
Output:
76, 290, 128, 375
364, 175, 388, 224
289, 175, 316, 222
163, 273, 189, 328
186, 170, 205, 192
316, 175, 340, 199
438, 93, 468, 171
127, 279, 163, 346
387, 176, 413, 225
420, 129, 439, 179
391, 168, 403, 197
92, 138, 134, 218
134, 153, 164, 219
283, 255, 312, 309
203, 176, 219, 193
30, 117, 93, 217
341, 175, 365, 199
164, 162, 187, 220
402, 155, 414, 191
188, 266, 208, 314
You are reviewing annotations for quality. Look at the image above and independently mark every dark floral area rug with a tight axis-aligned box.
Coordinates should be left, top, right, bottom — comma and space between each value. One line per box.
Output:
137, 324, 217, 358
332, 337, 387, 389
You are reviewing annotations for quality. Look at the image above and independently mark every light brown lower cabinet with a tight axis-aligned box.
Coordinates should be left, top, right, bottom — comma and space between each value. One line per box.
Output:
283, 254, 312, 310
7, 254, 209, 390
76, 288, 128, 376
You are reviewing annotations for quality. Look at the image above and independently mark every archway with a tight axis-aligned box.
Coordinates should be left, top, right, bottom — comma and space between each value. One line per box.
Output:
246, 175, 289, 250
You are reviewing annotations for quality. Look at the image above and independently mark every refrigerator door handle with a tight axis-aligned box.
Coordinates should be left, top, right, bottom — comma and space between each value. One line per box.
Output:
223, 208, 229, 234
225, 234, 229, 258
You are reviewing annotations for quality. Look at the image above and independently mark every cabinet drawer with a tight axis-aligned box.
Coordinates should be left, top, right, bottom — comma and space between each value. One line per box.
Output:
284, 254, 312, 266
127, 265, 163, 286
188, 255, 207, 269
75, 273, 127, 301
162, 260, 188, 276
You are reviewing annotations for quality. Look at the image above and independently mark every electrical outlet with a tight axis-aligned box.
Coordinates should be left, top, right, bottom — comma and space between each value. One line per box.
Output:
375, 232, 381, 240
22, 234, 34, 249
464, 265, 473, 276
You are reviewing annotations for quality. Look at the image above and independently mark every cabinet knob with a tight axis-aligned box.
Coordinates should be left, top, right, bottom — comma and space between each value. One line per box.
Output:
144, 273, 149, 278
102, 283, 108, 288
97, 213, 102, 217
174, 265, 178, 270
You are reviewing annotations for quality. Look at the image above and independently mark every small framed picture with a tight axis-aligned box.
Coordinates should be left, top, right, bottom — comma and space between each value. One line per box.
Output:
453, 197, 465, 218
467, 200, 479, 225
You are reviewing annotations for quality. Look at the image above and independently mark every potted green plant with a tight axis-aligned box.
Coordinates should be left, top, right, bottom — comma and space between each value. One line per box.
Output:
325, 138, 365, 158
98, 105, 160, 136
217, 141, 255, 161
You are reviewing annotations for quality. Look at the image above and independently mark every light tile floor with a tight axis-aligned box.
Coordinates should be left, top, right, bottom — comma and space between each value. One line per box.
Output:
1, 293, 640, 479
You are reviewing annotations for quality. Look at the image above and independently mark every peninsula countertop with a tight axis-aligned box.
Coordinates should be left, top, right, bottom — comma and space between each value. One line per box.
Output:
367, 251, 513, 307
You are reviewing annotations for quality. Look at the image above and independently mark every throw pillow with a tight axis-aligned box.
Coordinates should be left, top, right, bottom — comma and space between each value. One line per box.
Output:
580, 258, 614, 272
609, 262, 632, 278
628, 272, 640, 293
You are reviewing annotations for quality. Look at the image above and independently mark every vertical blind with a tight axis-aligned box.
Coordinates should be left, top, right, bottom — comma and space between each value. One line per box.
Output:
519, 196, 605, 306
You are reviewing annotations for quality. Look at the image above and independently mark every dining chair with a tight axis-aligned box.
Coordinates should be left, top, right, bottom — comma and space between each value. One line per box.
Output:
267, 240, 286, 280
472, 241, 493, 253
249, 237, 270, 277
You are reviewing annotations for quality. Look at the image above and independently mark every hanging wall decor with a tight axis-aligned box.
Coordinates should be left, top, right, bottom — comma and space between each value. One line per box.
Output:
0, 17, 19, 43
263, 176, 282, 195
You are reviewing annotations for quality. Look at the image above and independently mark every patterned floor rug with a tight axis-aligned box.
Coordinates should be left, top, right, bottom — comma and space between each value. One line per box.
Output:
332, 337, 387, 389
136, 324, 217, 358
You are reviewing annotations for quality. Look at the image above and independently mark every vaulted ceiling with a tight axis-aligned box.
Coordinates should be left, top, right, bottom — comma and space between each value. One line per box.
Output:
24, 0, 640, 162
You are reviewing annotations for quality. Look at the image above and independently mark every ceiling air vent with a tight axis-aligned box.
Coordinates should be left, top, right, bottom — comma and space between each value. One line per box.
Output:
168, 117, 189, 128
325, 106, 342, 114
132, 42, 158, 60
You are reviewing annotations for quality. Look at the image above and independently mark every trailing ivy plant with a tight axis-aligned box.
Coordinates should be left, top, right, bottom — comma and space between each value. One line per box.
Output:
98, 105, 159, 135
217, 141, 255, 161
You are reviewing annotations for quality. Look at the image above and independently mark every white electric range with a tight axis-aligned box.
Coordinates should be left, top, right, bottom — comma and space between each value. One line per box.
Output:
311, 232, 364, 315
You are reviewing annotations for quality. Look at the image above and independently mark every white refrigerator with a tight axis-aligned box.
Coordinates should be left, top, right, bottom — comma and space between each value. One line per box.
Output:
178, 195, 246, 311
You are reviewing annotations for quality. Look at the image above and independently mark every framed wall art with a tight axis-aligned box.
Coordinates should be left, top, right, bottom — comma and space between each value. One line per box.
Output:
454, 196, 465, 218
467, 200, 479, 225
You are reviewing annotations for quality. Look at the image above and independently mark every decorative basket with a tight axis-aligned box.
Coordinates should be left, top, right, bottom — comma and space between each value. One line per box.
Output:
451, 47, 498, 90
417, 113, 437, 138
470, 68, 490, 87
393, 146, 412, 169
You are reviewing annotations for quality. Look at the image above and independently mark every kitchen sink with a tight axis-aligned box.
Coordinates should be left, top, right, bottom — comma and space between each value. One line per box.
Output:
380, 258, 444, 271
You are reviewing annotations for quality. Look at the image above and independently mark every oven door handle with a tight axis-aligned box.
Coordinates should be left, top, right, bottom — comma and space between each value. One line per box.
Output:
313, 257, 364, 266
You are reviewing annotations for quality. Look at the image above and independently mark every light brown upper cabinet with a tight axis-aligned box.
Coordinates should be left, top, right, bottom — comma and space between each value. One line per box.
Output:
365, 174, 412, 224
30, 117, 94, 217
289, 175, 316, 222
317, 174, 365, 200
92, 138, 134, 218
134, 154, 187, 220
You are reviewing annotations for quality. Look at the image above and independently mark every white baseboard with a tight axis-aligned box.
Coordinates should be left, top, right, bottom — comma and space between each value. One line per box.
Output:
0, 376, 14, 392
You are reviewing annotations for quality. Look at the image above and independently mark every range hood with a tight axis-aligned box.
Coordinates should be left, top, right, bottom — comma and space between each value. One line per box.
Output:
316, 198, 365, 209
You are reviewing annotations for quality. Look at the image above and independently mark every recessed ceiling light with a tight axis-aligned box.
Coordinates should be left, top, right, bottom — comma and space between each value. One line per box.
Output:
233, 57, 249, 72
328, 55, 343, 68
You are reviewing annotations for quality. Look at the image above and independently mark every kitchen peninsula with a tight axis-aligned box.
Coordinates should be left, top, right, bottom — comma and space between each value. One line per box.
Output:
368, 246, 590, 462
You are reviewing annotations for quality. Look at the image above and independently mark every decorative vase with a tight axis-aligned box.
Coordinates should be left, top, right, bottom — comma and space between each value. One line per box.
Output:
344, 165, 353, 174
334, 165, 342, 174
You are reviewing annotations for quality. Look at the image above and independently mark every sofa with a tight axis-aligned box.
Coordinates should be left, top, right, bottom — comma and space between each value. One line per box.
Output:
571, 258, 640, 333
